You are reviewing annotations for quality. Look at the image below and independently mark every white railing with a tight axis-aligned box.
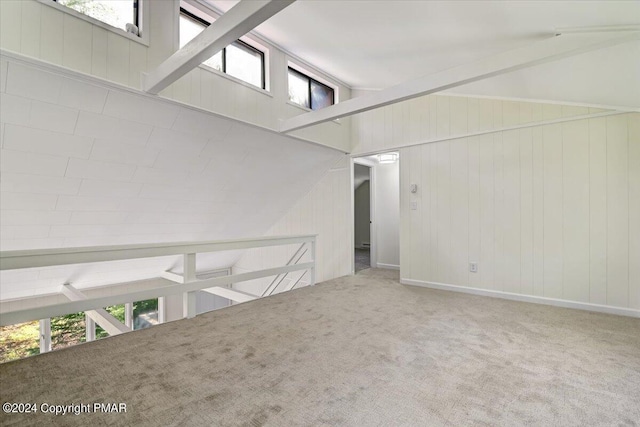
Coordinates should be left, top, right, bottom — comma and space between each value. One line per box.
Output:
0, 235, 316, 327
261, 242, 310, 297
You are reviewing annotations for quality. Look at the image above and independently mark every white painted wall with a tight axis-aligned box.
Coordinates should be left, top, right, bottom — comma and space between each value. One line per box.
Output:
196, 291, 230, 315
0, 0, 351, 152
2, 0, 635, 319
373, 160, 400, 269
232, 157, 351, 296
0, 54, 344, 300
0, 0, 355, 308
397, 111, 639, 313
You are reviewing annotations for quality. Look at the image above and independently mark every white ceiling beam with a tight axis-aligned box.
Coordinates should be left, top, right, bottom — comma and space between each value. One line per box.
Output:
202, 287, 258, 303
143, 0, 295, 94
61, 284, 131, 336
280, 30, 640, 133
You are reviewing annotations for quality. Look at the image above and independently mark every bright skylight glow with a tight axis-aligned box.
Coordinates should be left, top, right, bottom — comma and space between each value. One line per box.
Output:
288, 70, 310, 108
58, 0, 135, 31
226, 43, 262, 89
179, 14, 222, 71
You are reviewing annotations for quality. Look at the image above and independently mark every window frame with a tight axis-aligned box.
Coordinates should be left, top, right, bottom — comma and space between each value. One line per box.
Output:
288, 66, 335, 111
55, 0, 141, 28
179, 7, 266, 91
42, 0, 147, 45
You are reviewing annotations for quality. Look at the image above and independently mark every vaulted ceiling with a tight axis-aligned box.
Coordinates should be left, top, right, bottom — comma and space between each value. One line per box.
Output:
209, 0, 640, 108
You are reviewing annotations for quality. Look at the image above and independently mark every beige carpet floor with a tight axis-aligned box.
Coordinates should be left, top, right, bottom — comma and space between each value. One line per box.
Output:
1, 269, 639, 426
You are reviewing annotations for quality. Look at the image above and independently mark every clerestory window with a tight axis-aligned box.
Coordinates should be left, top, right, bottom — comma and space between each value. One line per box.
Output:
54, 0, 140, 35
288, 67, 335, 111
179, 8, 266, 90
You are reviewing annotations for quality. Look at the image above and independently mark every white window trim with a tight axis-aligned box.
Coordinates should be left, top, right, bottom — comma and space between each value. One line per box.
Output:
198, 63, 273, 98
286, 101, 341, 125
182, 0, 351, 97
38, 0, 150, 46
286, 59, 340, 104
287, 60, 340, 110
179, 0, 271, 92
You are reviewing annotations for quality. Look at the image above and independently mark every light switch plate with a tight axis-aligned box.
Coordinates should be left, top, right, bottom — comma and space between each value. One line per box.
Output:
410, 201, 418, 210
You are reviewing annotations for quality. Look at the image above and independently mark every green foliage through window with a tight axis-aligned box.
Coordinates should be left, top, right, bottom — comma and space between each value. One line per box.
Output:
55, 0, 137, 32
1, 299, 159, 363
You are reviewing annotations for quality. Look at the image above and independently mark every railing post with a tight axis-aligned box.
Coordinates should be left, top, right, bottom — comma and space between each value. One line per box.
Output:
39, 318, 51, 353
85, 314, 95, 342
310, 238, 316, 286
125, 302, 133, 329
183, 253, 197, 319
157, 297, 166, 324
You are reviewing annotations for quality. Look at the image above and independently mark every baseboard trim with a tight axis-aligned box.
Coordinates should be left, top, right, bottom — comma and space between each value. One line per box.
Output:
376, 263, 400, 270
400, 278, 640, 318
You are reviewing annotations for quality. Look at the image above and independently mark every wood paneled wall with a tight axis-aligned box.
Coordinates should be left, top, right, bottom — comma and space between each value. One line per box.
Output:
350, 91, 610, 156
398, 109, 639, 311
233, 157, 352, 295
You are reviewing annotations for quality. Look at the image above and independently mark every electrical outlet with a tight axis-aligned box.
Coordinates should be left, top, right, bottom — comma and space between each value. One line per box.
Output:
469, 262, 478, 273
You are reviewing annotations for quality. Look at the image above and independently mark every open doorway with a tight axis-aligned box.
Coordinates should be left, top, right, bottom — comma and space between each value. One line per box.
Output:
352, 152, 400, 274
353, 163, 371, 272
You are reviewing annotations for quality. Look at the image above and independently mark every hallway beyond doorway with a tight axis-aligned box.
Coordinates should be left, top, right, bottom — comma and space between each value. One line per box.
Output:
355, 248, 370, 272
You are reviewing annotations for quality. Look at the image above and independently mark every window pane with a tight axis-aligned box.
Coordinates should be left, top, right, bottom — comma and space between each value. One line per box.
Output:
288, 69, 310, 109
226, 42, 263, 88
58, 0, 135, 31
133, 299, 159, 330
179, 14, 204, 48
179, 14, 222, 71
311, 80, 334, 110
